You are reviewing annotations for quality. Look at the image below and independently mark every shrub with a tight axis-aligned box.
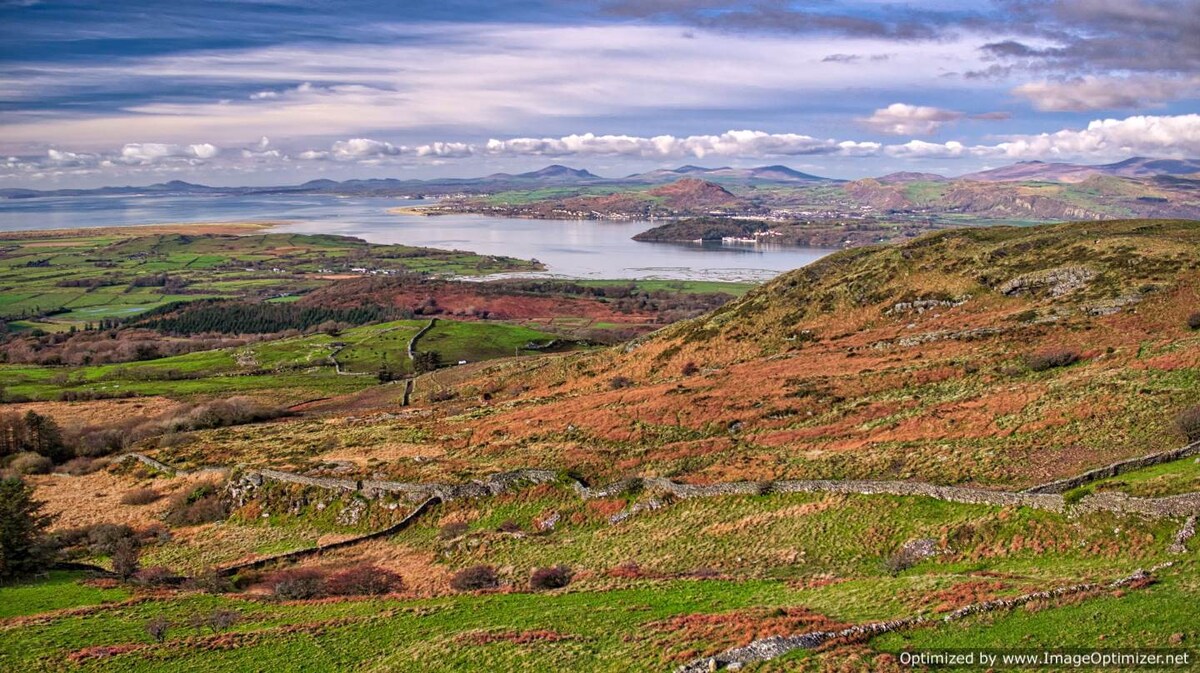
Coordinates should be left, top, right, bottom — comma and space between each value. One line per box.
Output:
185, 567, 234, 594
163, 483, 228, 526
1177, 405, 1200, 443
134, 566, 177, 586
529, 565, 572, 591
0, 477, 56, 579
120, 488, 161, 506
681, 361, 699, 377
496, 519, 523, 533
450, 565, 499, 592
9, 452, 52, 475
439, 521, 468, 539
60, 457, 103, 476
1188, 312, 1200, 330
609, 376, 633, 390
145, 616, 170, 643
111, 537, 140, 580
325, 563, 405, 596
191, 609, 239, 633
266, 567, 326, 599
1024, 348, 1081, 372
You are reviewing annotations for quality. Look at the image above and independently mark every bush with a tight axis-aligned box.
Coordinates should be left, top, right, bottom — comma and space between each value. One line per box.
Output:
145, 616, 170, 643
185, 567, 234, 594
1177, 405, 1200, 443
265, 567, 326, 599
1188, 312, 1200, 330
529, 565, 572, 591
681, 361, 699, 377
9, 452, 52, 475
609, 376, 633, 390
0, 477, 56, 579
450, 565, 499, 592
134, 566, 177, 586
120, 488, 161, 506
1024, 348, 1081, 372
111, 537, 140, 580
163, 483, 228, 526
496, 519, 523, 533
191, 608, 239, 633
60, 457, 103, 476
439, 521, 468, 540
324, 563, 405, 596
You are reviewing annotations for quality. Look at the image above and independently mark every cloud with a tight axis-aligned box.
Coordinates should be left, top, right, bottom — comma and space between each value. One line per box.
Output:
0, 24, 992, 151
483, 130, 848, 159
597, 0, 971, 40
329, 138, 401, 160
993, 113, 1200, 159
861, 104, 965, 135
117, 143, 219, 164
1013, 75, 1200, 111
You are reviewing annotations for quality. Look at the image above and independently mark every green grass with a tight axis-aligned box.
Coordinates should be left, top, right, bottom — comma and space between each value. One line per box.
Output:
417, 320, 571, 364
0, 231, 539, 324
0, 571, 130, 619
1082, 455, 1200, 497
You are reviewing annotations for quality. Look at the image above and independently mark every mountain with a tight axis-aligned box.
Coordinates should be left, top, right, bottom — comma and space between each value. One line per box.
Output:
514, 164, 599, 181
960, 157, 1200, 183
627, 164, 831, 184
646, 178, 737, 208
875, 171, 948, 184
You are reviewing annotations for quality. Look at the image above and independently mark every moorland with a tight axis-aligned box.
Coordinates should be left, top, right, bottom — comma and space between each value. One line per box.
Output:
0, 216, 1198, 672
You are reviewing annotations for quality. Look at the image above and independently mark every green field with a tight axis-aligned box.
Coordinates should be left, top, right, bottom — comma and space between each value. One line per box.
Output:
0, 229, 539, 325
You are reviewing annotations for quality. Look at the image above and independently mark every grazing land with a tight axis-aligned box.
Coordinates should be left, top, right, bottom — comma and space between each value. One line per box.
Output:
2, 217, 1198, 672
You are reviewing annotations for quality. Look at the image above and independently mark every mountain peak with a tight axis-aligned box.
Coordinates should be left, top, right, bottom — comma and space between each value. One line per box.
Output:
517, 165, 598, 179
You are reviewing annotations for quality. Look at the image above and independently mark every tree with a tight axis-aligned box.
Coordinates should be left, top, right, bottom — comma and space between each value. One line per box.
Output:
111, 537, 141, 580
413, 350, 441, 374
0, 477, 57, 579
23, 411, 68, 463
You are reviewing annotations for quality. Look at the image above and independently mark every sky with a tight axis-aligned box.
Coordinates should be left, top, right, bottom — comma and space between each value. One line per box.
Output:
1, 0, 1199, 188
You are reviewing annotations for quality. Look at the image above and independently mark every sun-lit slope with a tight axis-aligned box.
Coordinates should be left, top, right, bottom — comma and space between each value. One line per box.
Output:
399, 220, 1200, 487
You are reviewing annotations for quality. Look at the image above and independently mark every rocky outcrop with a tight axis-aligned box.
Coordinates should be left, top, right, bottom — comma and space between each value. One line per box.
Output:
997, 265, 1096, 297
1169, 516, 1196, 554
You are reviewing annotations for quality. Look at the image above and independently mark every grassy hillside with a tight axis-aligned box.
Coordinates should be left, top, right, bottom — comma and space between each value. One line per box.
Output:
5, 218, 1198, 672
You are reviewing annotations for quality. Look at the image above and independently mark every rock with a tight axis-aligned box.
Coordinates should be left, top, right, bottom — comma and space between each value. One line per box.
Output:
997, 266, 1096, 297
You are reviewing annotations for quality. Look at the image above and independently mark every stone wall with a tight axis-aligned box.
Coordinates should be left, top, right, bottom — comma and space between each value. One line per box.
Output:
1024, 440, 1200, 494
677, 564, 1170, 673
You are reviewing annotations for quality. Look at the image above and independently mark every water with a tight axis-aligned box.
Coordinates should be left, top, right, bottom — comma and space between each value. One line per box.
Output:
0, 193, 833, 281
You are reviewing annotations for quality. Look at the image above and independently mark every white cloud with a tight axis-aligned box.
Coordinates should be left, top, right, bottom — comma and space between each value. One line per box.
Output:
861, 103, 964, 135
1013, 75, 1200, 112
994, 114, 1200, 159
0, 24, 994, 151
117, 142, 219, 164
483, 130, 846, 158
329, 138, 401, 160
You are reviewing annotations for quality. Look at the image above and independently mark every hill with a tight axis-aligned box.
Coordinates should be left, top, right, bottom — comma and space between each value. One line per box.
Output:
960, 157, 1200, 183
5, 218, 1199, 672
409, 219, 1200, 488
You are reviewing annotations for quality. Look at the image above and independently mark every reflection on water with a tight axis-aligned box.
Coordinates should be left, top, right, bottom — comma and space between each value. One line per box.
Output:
0, 194, 834, 281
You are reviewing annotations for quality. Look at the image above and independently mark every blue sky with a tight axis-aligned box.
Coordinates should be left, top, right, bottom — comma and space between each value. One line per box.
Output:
1, 0, 1198, 187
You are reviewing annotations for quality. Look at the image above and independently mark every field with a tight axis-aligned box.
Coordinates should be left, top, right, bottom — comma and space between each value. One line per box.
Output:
0, 318, 580, 402
0, 226, 539, 327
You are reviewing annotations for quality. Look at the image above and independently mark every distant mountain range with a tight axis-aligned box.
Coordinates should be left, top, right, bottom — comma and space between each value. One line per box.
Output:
2, 157, 1198, 200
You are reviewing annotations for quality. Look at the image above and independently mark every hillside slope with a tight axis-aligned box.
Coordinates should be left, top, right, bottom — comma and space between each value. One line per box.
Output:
371, 219, 1200, 488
